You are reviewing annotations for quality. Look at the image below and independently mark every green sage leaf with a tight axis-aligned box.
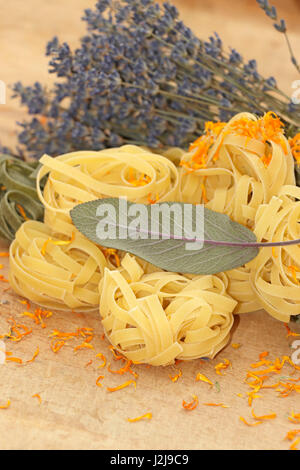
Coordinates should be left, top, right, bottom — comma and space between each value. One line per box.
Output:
70, 198, 259, 275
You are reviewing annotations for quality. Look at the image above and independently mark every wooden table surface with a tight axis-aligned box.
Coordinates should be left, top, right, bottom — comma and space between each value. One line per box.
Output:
0, 0, 300, 451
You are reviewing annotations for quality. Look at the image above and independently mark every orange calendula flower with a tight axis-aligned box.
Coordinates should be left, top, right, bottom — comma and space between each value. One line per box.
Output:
6, 356, 23, 364
74, 342, 94, 352
247, 392, 262, 407
287, 265, 300, 285
285, 324, 300, 338
215, 359, 231, 375
169, 369, 182, 383
107, 359, 133, 375
195, 372, 213, 386
251, 409, 276, 421
26, 347, 40, 364
289, 132, 300, 164
32, 394, 42, 405
288, 411, 300, 423
0, 252, 9, 257
49, 327, 93, 342
109, 345, 125, 361
259, 351, 269, 361
107, 380, 136, 392
20, 307, 52, 329
96, 375, 104, 387
182, 395, 199, 411
128, 367, 139, 379
231, 112, 284, 144
50, 339, 65, 353
261, 153, 272, 168
2, 319, 32, 343
0, 400, 11, 409
128, 169, 151, 187
41, 232, 75, 256
96, 353, 106, 368
19, 299, 31, 310
16, 204, 29, 221
102, 248, 121, 267
128, 413, 152, 423
147, 193, 159, 205
239, 416, 263, 427
201, 183, 208, 204
182, 121, 227, 171
285, 429, 300, 442
203, 403, 229, 408
290, 438, 300, 451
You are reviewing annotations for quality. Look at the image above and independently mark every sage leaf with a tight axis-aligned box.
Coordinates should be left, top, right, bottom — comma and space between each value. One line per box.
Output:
70, 198, 259, 275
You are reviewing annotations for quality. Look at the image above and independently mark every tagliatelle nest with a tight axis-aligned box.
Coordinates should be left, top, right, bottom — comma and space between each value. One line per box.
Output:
37, 146, 180, 238
249, 189, 300, 322
179, 112, 295, 229
9, 221, 108, 311
227, 187, 300, 321
99, 254, 236, 366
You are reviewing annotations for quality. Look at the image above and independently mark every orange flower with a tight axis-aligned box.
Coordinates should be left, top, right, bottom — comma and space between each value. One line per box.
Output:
128, 413, 152, 423
195, 372, 213, 386
107, 380, 136, 392
182, 395, 199, 411
0, 400, 11, 410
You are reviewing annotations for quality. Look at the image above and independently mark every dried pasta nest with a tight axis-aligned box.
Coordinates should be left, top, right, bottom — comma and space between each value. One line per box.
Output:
99, 254, 237, 366
248, 188, 300, 322
226, 266, 261, 314
179, 112, 295, 229
227, 187, 300, 321
37, 145, 180, 237
9, 220, 108, 311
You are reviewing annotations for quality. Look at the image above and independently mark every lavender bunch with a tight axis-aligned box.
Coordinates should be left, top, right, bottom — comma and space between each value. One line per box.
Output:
7, 0, 300, 161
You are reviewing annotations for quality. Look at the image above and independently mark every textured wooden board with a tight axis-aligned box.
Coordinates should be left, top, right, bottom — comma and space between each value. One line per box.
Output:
0, 239, 299, 451
0, 0, 300, 451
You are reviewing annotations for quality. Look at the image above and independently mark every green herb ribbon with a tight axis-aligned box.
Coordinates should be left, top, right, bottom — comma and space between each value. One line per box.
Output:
0, 154, 44, 241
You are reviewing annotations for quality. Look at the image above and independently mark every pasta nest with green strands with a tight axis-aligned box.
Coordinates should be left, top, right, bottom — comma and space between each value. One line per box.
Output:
0, 154, 44, 241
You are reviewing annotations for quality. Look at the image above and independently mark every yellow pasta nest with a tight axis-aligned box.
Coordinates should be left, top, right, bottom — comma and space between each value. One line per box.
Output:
179, 112, 295, 229
179, 112, 298, 316
99, 254, 236, 366
249, 187, 300, 322
9, 220, 108, 311
227, 186, 300, 320
37, 145, 180, 237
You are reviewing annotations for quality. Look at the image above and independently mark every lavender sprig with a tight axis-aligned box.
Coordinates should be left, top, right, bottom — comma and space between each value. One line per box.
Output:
257, 0, 300, 74
6, 0, 300, 160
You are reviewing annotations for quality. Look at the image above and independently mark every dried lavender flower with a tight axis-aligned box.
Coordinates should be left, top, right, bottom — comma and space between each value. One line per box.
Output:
257, 0, 300, 73
4, 0, 300, 163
